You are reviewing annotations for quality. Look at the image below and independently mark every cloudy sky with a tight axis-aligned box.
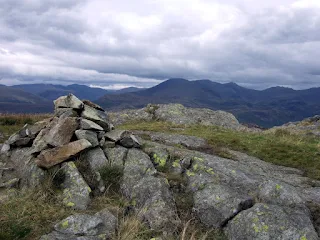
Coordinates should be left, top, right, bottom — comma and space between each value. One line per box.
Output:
0, 0, 320, 90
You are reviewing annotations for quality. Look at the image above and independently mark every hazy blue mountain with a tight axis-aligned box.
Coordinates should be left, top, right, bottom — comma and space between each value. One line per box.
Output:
96, 78, 320, 127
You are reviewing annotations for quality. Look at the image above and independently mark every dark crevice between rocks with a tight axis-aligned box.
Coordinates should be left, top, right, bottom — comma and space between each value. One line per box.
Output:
307, 202, 320, 236
220, 198, 255, 228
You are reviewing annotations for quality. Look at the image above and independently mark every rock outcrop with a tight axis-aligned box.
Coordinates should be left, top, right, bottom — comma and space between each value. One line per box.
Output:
1, 94, 320, 240
109, 103, 247, 130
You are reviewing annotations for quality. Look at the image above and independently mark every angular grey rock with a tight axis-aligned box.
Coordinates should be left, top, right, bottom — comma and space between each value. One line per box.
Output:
81, 105, 109, 130
103, 145, 127, 168
80, 119, 104, 131
41, 209, 116, 240
132, 176, 181, 232
121, 149, 180, 233
45, 117, 79, 147
75, 130, 99, 147
19, 120, 49, 139
225, 203, 318, 240
193, 184, 254, 227
54, 94, 83, 110
258, 180, 305, 207
59, 109, 79, 119
105, 130, 140, 148
99, 137, 105, 147
80, 147, 108, 171
119, 134, 141, 148
104, 130, 129, 142
31, 117, 59, 154
60, 162, 92, 210
121, 149, 156, 197
6, 133, 32, 147
83, 100, 105, 111
36, 139, 92, 169
1, 143, 10, 154
103, 141, 116, 148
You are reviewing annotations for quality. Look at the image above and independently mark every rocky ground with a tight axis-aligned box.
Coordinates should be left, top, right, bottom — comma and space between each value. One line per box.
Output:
0, 95, 319, 240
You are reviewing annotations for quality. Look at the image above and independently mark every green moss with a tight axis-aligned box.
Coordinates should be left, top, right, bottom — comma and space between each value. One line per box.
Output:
275, 184, 282, 191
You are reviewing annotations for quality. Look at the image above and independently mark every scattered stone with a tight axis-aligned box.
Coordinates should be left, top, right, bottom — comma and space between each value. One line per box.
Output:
104, 130, 129, 142
36, 139, 92, 169
45, 117, 79, 147
54, 94, 84, 110
60, 162, 91, 210
119, 134, 141, 148
75, 130, 99, 147
80, 119, 104, 131
103, 141, 116, 148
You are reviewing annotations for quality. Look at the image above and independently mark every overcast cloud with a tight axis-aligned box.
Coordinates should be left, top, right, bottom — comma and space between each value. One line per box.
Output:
0, 0, 320, 89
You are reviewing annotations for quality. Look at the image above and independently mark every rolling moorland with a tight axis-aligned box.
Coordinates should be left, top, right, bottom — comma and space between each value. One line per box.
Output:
0, 95, 320, 239
1, 79, 320, 127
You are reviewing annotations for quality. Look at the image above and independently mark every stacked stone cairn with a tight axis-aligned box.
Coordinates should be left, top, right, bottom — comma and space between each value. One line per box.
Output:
0, 94, 180, 239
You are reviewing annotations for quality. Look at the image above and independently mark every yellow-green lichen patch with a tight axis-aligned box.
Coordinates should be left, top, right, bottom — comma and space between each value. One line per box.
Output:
153, 153, 167, 167
186, 170, 195, 177
206, 168, 215, 175
193, 156, 204, 162
66, 202, 75, 207
275, 184, 282, 191
172, 160, 180, 168
252, 223, 269, 233
300, 236, 307, 240
61, 220, 69, 229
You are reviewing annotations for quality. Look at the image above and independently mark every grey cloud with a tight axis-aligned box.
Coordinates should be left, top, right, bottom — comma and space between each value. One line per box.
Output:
1, 0, 320, 89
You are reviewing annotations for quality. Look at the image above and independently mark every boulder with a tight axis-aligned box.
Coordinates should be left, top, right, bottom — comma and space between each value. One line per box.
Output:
103, 145, 127, 168
60, 162, 92, 210
193, 184, 254, 227
104, 130, 128, 142
54, 94, 83, 110
80, 119, 104, 131
79, 147, 108, 171
225, 203, 318, 240
75, 130, 99, 147
40, 209, 116, 240
36, 139, 92, 169
19, 120, 49, 138
45, 117, 79, 147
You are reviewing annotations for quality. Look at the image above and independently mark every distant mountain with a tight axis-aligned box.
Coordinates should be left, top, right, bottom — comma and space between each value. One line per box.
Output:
0, 85, 53, 113
12, 84, 110, 101
96, 78, 320, 128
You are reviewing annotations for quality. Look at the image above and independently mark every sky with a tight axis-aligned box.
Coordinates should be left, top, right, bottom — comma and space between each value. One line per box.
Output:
0, 0, 320, 90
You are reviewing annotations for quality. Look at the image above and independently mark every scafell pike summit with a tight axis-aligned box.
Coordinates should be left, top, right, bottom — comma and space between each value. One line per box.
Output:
0, 94, 320, 240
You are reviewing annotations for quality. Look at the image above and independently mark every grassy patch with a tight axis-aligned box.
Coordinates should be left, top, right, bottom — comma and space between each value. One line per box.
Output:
120, 121, 320, 180
0, 113, 51, 143
99, 165, 124, 193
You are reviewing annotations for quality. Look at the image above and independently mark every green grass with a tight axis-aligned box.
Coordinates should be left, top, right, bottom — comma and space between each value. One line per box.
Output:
119, 121, 320, 180
0, 114, 51, 143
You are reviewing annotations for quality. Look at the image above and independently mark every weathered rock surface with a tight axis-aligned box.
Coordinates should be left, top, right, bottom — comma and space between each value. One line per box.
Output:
36, 139, 92, 169
45, 117, 79, 147
54, 94, 84, 110
81, 105, 109, 130
225, 203, 318, 240
105, 130, 141, 148
40, 209, 116, 240
75, 130, 99, 147
122, 149, 180, 233
60, 162, 92, 210
103, 145, 127, 168
110, 103, 244, 130
79, 147, 108, 171
80, 119, 104, 131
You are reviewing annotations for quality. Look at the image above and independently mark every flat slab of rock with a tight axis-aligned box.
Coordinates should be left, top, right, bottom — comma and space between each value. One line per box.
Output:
36, 139, 92, 169
103, 145, 127, 168
225, 203, 318, 240
54, 94, 83, 110
81, 105, 108, 129
45, 117, 79, 147
75, 130, 99, 147
40, 209, 116, 239
60, 162, 92, 210
80, 119, 104, 131
83, 100, 105, 111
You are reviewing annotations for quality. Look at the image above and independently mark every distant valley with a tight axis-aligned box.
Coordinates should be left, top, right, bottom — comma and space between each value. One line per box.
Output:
1, 79, 320, 128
